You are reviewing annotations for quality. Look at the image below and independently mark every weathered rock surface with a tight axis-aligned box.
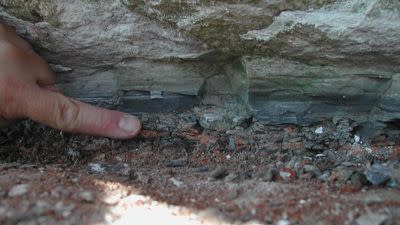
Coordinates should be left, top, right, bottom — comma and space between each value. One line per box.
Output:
0, 0, 399, 133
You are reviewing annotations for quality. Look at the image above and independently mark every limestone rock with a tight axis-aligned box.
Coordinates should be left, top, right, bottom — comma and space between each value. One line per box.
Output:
0, 0, 399, 131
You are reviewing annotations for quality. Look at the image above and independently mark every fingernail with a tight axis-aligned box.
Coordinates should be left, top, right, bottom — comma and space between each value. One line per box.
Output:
118, 115, 141, 134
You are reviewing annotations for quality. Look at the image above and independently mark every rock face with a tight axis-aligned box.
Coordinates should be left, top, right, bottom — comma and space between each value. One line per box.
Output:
0, 0, 399, 133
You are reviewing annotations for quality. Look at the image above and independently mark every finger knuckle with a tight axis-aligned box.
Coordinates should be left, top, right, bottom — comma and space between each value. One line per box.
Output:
0, 77, 22, 118
55, 98, 81, 132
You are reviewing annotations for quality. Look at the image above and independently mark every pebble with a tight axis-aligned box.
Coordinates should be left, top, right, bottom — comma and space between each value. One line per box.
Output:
165, 159, 187, 167
332, 166, 355, 182
315, 127, 324, 134
33, 200, 51, 214
228, 137, 236, 150
54, 201, 75, 218
86, 163, 106, 174
318, 171, 331, 182
86, 163, 130, 175
239, 170, 253, 179
258, 167, 279, 182
225, 173, 239, 182
8, 184, 30, 197
354, 135, 361, 143
78, 191, 95, 203
366, 163, 391, 185
277, 219, 290, 225
302, 164, 320, 177
349, 172, 368, 188
196, 166, 209, 172
0, 206, 7, 217
93, 153, 106, 162
169, 177, 186, 188
356, 212, 387, 225
209, 166, 229, 180
279, 171, 292, 179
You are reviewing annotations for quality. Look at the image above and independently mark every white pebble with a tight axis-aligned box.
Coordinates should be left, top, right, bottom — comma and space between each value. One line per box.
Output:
79, 191, 95, 202
150, 90, 163, 99
354, 135, 360, 143
277, 219, 290, 225
365, 147, 373, 154
88, 163, 106, 173
169, 178, 186, 188
315, 127, 324, 134
8, 184, 30, 197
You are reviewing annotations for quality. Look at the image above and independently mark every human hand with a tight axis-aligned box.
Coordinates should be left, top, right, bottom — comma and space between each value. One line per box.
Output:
0, 23, 141, 139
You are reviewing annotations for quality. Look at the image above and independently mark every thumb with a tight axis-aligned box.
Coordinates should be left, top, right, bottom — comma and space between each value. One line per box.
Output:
21, 87, 141, 139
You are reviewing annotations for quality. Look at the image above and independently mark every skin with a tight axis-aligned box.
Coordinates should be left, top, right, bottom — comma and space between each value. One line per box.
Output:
0, 22, 141, 139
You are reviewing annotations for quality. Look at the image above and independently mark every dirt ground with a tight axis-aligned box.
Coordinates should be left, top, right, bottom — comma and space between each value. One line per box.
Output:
0, 111, 399, 225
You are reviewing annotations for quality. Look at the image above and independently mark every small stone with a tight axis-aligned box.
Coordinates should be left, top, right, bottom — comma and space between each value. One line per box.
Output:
387, 179, 398, 189
0, 206, 7, 217
356, 212, 387, 225
315, 127, 324, 134
332, 166, 355, 183
150, 90, 163, 99
209, 166, 229, 180
364, 147, 373, 154
240, 170, 253, 179
196, 166, 209, 172
93, 153, 106, 162
86, 163, 130, 175
277, 219, 290, 225
366, 164, 391, 185
169, 177, 186, 188
225, 173, 239, 182
318, 171, 331, 182
354, 135, 361, 143
349, 172, 368, 188
279, 171, 292, 179
258, 167, 279, 182
108, 163, 130, 175
8, 184, 30, 197
302, 164, 320, 177
67, 147, 80, 159
54, 201, 75, 218
228, 137, 236, 151
86, 163, 106, 174
166, 159, 186, 167
49, 64, 73, 73
79, 191, 95, 203
33, 200, 50, 214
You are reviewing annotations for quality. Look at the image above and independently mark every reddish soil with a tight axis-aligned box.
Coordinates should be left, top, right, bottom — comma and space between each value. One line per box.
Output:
0, 113, 399, 225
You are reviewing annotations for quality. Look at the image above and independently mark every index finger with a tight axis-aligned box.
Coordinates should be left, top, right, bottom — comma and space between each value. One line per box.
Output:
18, 86, 142, 139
